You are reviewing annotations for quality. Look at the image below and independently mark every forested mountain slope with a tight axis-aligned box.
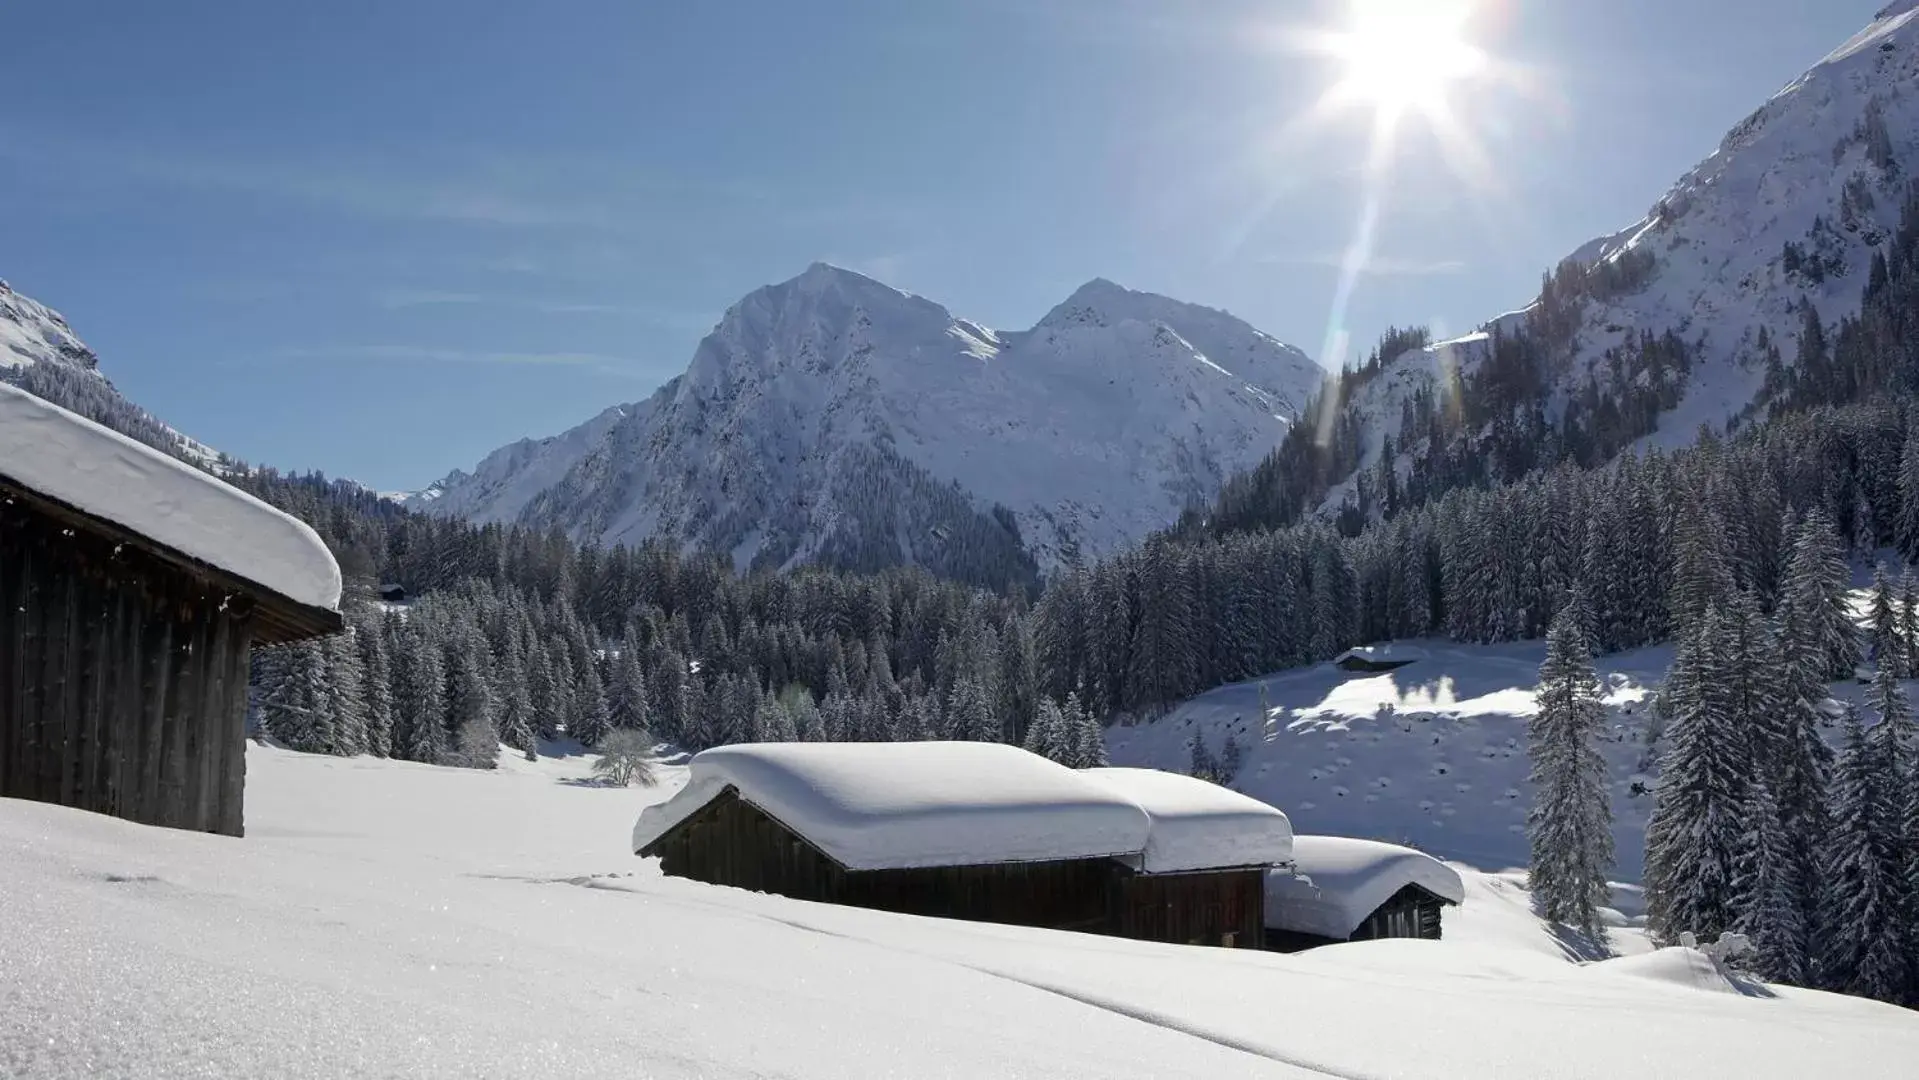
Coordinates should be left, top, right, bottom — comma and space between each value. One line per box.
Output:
1211, 1, 1919, 538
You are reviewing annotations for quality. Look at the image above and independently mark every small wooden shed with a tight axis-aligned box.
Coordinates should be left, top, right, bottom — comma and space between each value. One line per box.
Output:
1264, 835, 1464, 951
0, 383, 343, 836
634, 744, 1295, 948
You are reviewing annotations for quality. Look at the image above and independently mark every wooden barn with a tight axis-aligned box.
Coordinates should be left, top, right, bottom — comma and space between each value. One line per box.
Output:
0, 383, 343, 836
633, 743, 1296, 948
1263, 835, 1465, 952
1082, 766, 1294, 949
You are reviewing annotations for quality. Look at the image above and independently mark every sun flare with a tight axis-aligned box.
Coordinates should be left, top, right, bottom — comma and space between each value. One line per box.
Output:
1322, 0, 1486, 122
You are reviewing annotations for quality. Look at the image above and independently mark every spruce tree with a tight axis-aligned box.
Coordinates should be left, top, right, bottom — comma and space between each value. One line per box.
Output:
1782, 511, 1861, 679
1527, 592, 1615, 938
393, 627, 448, 764
1023, 697, 1069, 764
1734, 779, 1805, 984
258, 640, 332, 753
320, 632, 371, 756
497, 635, 538, 759
1066, 692, 1106, 767
608, 643, 650, 732
1644, 605, 1749, 945
1868, 564, 1902, 677
1900, 571, 1919, 679
356, 613, 396, 758
1824, 706, 1908, 1001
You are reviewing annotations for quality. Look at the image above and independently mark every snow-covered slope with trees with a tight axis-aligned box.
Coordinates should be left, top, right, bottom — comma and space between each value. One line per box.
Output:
0, 278, 220, 465
417, 265, 1323, 577
1301, 1, 1919, 525
8, 742, 1915, 1079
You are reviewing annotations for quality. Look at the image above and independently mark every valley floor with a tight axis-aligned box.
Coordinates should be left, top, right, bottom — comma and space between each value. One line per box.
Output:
5, 744, 1916, 1079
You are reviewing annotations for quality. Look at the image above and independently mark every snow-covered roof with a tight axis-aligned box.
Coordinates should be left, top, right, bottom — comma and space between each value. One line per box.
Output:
1264, 836, 1465, 940
632, 742, 1152, 871
1080, 768, 1293, 874
0, 382, 342, 612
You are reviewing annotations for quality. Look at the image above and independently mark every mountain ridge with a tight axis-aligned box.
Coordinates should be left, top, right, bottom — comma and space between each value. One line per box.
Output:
415, 265, 1325, 579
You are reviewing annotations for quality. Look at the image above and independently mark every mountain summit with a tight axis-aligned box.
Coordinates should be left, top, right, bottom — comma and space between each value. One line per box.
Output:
416, 268, 1323, 580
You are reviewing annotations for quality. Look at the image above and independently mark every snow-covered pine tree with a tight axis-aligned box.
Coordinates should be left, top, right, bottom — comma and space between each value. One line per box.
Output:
497, 634, 538, 760
1824, 705, 1909, 1002
1065, 692, 1106, 768
1186, 729, 1218, 783
1899, 421, 1919, 562
1900, 571, 1919, 680
320, 631, 370, 756
1782, 511, 1862, 679
608, 641, 650, 732
1526, 590, 1615, 938
1644, 604, 1749, 945
1734, 778, 1805, 984
1023, 697, 1069, 764
945, 675, 998, 743
1218, 732, 1245, 785
571, 659, 611, 748
393, 626, 448, 764
1868, 563, 1903, 677
258, 640, 332, 753
1666, 500, 1735, 638
355, 612, 396, 758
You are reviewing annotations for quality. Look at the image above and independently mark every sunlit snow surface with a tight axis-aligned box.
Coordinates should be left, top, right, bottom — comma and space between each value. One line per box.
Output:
6, 741, 1917, 1079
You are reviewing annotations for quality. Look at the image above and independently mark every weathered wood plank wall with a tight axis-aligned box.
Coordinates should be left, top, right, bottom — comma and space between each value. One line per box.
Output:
649, 787, 1266, 946
0, 492, 254, 835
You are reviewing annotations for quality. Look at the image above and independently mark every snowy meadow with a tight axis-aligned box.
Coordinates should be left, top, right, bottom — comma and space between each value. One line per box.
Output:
5, 742, 1916, 1080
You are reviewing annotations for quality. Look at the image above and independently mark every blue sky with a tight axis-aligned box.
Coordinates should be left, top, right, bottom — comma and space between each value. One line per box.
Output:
3, 1, 1880, 490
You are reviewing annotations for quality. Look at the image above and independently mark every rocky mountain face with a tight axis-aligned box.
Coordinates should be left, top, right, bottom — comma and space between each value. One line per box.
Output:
418, 265, 1324, 582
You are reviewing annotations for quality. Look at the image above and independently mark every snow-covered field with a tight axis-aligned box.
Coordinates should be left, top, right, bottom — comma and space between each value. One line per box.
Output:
1109, 639, 1672, 879
7, 742, 1917, 1079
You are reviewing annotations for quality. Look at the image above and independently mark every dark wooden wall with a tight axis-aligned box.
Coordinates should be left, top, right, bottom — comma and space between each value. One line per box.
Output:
1, 493, 254, 835
650, 788, 1116, 933
647, 788, 1273, 946
1114, 868, 1265, 948
1349, 884, 1447, 942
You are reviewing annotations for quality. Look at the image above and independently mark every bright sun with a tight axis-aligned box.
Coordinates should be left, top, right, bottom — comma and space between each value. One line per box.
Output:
1319, 0, 1487, 122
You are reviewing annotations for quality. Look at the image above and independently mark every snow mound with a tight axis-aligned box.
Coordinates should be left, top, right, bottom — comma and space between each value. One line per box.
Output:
633, 742, 1152, 871
1265, 835, 1465, 940
1081, 767, 1293, 873
0, 382, 342, 611
1584, 948, 1747, 996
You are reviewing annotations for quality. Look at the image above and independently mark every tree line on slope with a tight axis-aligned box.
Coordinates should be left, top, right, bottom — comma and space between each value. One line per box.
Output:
1530, 543, 1919, 1009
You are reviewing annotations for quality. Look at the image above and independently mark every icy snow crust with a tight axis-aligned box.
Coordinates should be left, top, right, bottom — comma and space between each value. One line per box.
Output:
8, 744, 1919, 1080
633, 742, 1153, 870
1081, 767, 1294, 874
0, 382, 342, 611
1266, 835, 1466, 940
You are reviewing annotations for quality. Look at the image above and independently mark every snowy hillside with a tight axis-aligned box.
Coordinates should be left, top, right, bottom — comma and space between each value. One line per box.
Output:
7, 742, 1915, 1079
0, 278, 219, 465
1323, 0, 1919, 510
0, 278, 99, 374
417, 264, 1324, 574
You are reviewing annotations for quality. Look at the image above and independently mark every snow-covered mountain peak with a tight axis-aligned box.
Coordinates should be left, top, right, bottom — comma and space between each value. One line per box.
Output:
0, 279, 100, 374
418, 266, 1324, 576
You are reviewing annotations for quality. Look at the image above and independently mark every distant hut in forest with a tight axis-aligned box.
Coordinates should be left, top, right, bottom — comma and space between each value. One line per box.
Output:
1264, 836, 1465, 951
0, 383, 342, 836
633, 743, 1294, 948
1334, 647, 1420, 674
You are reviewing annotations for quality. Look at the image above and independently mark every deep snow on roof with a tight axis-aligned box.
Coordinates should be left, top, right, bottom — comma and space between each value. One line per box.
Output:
632, 742, 1153, 871
1080, 767, 1293, 874
1266, 835, 1466, 940
0, 382, 341, 611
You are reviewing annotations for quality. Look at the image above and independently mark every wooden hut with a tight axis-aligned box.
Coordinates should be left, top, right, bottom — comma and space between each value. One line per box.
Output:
0, 383, 343, 836
1264, 835, 1464, 951
634, 744, 1294, 948
1081, 767, 1294, 949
